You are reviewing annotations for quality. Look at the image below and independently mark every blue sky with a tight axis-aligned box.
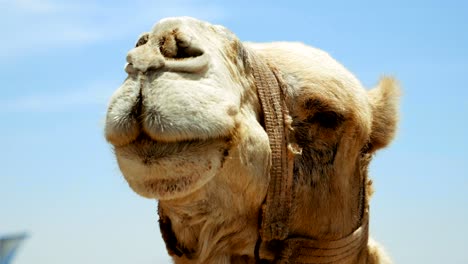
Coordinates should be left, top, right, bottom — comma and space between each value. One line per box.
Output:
1, 0, 467, 263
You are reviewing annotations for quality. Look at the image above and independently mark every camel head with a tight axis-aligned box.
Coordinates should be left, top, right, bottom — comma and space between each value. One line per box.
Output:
104, 16, 399, 263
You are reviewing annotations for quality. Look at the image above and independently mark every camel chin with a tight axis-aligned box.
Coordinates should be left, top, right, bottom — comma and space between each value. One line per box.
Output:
114, 136, 228, 200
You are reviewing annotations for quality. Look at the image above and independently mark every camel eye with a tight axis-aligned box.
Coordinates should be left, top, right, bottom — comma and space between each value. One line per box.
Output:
306, 111, 345, 129
136, 34, 149, 47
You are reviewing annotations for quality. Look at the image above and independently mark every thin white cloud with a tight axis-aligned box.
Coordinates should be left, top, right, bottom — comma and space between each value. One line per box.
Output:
4, 0, 60, 13
0, 0, 227, 58
0, 81, 118, 112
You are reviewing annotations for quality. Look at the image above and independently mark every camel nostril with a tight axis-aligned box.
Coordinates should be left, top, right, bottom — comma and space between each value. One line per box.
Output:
159, 30, 204, 60
158, 29, 208, 73
174, 45, 204, 59
135, 33, 149, 48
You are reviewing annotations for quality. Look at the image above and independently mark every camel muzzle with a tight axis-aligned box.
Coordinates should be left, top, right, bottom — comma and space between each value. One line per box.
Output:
125, 20, 209, 75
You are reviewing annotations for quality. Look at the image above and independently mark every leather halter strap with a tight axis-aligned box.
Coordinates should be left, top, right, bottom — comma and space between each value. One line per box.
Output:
277, 216, 368, 263
249, 51, 296, 242
250, 50, 369, 263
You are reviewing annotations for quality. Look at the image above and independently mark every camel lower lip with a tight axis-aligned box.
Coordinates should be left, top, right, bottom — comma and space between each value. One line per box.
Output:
114, 133, 228, 200
117, 135, 203, 160
128, 175, 199, 199
114, 133, 229, 165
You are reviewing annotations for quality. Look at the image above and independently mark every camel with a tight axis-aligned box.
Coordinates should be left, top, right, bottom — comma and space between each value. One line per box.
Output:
105, 17, 399, 264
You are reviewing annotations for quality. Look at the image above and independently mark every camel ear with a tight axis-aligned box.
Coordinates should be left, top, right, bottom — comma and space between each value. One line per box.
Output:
365, 77, 401, 153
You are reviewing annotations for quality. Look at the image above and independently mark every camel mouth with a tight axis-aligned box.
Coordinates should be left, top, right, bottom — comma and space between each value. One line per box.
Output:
114, 132, 230, 200
115, 133, 227, 165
